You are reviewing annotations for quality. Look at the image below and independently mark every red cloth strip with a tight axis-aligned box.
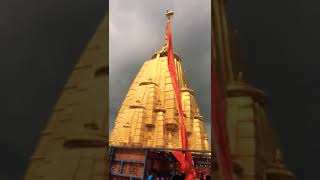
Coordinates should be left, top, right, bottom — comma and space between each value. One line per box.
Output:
166, 21, 194, 180
212, 27, 234, 180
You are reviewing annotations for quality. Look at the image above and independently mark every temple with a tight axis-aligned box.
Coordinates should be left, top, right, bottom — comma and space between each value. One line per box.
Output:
23, 1, 298, 179
109, 30, 209, 151
109, 10, 210, 179
212, 0, 296, 179
24, 15, 108, 180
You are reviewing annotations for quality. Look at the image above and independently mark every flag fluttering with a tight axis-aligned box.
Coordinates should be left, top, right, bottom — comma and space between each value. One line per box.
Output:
166, 18, 195, 180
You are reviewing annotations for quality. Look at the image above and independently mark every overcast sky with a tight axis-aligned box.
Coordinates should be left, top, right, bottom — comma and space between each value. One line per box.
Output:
109, 0, 211, 144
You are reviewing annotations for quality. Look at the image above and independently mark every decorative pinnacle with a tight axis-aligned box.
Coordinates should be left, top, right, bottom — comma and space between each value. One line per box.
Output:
161, 37, 168, 52
160, 10, 173, 53
165, 10, 174, 21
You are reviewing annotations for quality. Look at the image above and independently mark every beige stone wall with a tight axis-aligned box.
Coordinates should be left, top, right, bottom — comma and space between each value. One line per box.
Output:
226, 95, 256, 180
225, 83, 295, 180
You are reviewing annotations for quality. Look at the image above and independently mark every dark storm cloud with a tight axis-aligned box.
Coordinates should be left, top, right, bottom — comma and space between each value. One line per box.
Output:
0, 0, 106, 179
109, 0, 211, 144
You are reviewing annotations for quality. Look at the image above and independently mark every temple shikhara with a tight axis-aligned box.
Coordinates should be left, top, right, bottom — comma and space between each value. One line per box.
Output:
109, 17, 209, 151
24, 15, 108, 180
212, 0, 296, 180
109, 10, 210, 180
23, 1, 297, 180
109, 46, 209, 150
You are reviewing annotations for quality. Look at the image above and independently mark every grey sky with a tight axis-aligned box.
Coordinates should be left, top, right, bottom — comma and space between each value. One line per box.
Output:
109, 0, 211, 144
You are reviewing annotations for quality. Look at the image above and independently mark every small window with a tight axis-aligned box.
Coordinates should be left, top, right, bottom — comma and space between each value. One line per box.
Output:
94, 66, 108, 77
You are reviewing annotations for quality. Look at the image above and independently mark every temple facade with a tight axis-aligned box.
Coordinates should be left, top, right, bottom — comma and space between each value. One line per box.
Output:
109, 41, 209, 151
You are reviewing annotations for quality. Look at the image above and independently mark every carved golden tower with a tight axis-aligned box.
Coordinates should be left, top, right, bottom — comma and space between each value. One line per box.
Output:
24, 15, 108, 180
109, 18, 209, 151
213, 0, 296, 179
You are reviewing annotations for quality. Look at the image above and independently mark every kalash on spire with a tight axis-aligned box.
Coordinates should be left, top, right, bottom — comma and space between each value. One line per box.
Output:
109, 10, 210, 179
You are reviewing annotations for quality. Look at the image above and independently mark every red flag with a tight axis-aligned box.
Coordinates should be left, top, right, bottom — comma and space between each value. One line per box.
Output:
212, 26, 234, 179
166, 21, 194, 179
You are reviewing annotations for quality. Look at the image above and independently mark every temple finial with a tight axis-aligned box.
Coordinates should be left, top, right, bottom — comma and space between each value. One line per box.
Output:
165, 10, 174, 21
160, 10, 174, 52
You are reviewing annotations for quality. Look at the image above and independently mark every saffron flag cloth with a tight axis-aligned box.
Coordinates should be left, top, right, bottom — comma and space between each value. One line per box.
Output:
166, 20, 195, 180
212, 26, 234, 179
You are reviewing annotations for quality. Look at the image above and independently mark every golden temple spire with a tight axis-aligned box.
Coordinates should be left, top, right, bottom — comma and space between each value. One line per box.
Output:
212, 1, 296, 179
24, 15, 108, 180
213, 0, 234, 84
110, 11, 209, 151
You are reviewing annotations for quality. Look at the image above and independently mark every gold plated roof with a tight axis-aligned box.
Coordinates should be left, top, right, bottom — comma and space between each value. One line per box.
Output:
110, 46, 209, 151
24, 15, 108, 180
